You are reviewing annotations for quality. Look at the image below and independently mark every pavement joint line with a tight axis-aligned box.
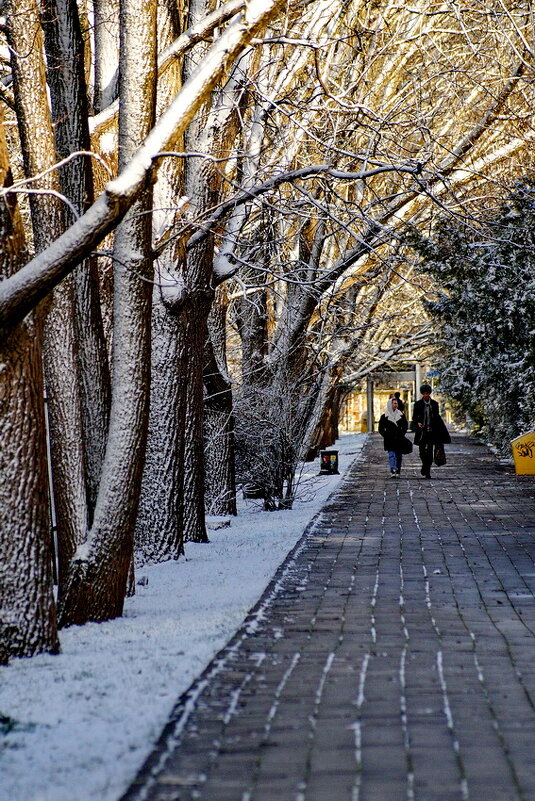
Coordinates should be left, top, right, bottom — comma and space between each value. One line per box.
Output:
416, 475, 532, 800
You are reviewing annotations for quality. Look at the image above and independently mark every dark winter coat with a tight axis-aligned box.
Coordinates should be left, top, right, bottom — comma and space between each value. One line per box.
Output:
378, 413, 408, 451
412, 398, 451, 445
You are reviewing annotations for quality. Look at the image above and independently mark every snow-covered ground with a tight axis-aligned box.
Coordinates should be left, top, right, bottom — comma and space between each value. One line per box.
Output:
0, 433, 366, 801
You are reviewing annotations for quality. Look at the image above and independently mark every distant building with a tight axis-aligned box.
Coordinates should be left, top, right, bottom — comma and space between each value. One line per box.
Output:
339, 365, 450, 432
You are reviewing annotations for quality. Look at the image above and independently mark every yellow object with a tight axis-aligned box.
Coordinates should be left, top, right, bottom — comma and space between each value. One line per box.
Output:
360, 413, 368, 433
511, 432, 535, 474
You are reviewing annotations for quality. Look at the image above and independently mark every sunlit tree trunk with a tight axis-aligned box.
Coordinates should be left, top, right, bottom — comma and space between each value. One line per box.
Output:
93, 0, 120, 113
9, 0, 86, 591
181, 258, 213, 543
135, 288, 188, 563
178, 0, 213, 543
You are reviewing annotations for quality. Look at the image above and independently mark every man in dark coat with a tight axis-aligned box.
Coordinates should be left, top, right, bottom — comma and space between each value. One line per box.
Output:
412, 384, 451, 479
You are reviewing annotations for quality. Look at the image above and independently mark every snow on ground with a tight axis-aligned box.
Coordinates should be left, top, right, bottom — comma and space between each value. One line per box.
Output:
0, 433, 366, 801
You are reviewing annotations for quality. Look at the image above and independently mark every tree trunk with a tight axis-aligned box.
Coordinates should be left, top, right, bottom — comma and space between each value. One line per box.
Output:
93, 0, 120, 113
0, 323, 60, 661
58, 0, 157, 625
43, 286, 89, 589
7, 1, 88, 592
0, 107, 59, 662
3, 0, 66, 657
135, 290, 187, 563
181, 255, 212, 543
178, 0, 213, 544
204, 286, 237, 516
40, 0, 111, 592
135, 0, 186, 564
5, 0, 63, 250
42, 0, 111, 519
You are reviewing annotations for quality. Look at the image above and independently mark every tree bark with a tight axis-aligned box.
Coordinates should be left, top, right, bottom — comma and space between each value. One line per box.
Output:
93, 0, 120, 113
8, 0, 87, 592
181, 249, 212, 543
178, 0, 213, 544
3, 0, 65, 658
41, 0, 111, 517
204, 285, 237, 516
135, 293, 187, 563
0, 106, 59, 661
135, 0, 186, 565
58, 0, 157, 624
39, 0, 111, 591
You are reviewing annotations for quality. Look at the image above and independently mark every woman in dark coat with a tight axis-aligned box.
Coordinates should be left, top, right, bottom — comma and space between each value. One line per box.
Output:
412, 384, 451, 479
378, 397, 409, 477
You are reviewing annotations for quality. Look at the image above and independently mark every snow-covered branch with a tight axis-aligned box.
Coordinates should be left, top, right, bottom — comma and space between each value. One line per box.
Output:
0, 0, 285, 335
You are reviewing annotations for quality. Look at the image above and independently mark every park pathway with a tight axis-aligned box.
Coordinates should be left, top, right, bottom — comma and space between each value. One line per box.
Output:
123, 434, 535, 801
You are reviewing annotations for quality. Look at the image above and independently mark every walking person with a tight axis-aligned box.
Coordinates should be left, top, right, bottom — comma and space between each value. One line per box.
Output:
412, 384, 451, 479
393, 391, 405, 412
378, 397, 410, 477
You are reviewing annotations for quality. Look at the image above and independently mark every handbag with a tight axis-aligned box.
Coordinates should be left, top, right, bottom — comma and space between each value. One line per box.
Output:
434, 443, 446, 466
399, 436, 413, 455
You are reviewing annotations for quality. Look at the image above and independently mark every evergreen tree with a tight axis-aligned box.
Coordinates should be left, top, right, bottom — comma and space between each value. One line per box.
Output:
409, 180, 535, 453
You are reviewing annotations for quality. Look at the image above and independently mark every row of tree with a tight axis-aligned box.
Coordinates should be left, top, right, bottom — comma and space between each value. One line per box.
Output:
1, 0, 533, 663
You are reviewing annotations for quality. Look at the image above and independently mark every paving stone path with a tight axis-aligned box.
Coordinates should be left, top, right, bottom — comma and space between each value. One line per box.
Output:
123, 434, 535, 801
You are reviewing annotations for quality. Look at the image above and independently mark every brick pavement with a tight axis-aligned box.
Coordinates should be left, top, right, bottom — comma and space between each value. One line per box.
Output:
122, 434, 535, 801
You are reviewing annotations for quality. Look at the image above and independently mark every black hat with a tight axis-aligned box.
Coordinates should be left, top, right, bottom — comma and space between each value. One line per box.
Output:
420, 383, 432, 394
